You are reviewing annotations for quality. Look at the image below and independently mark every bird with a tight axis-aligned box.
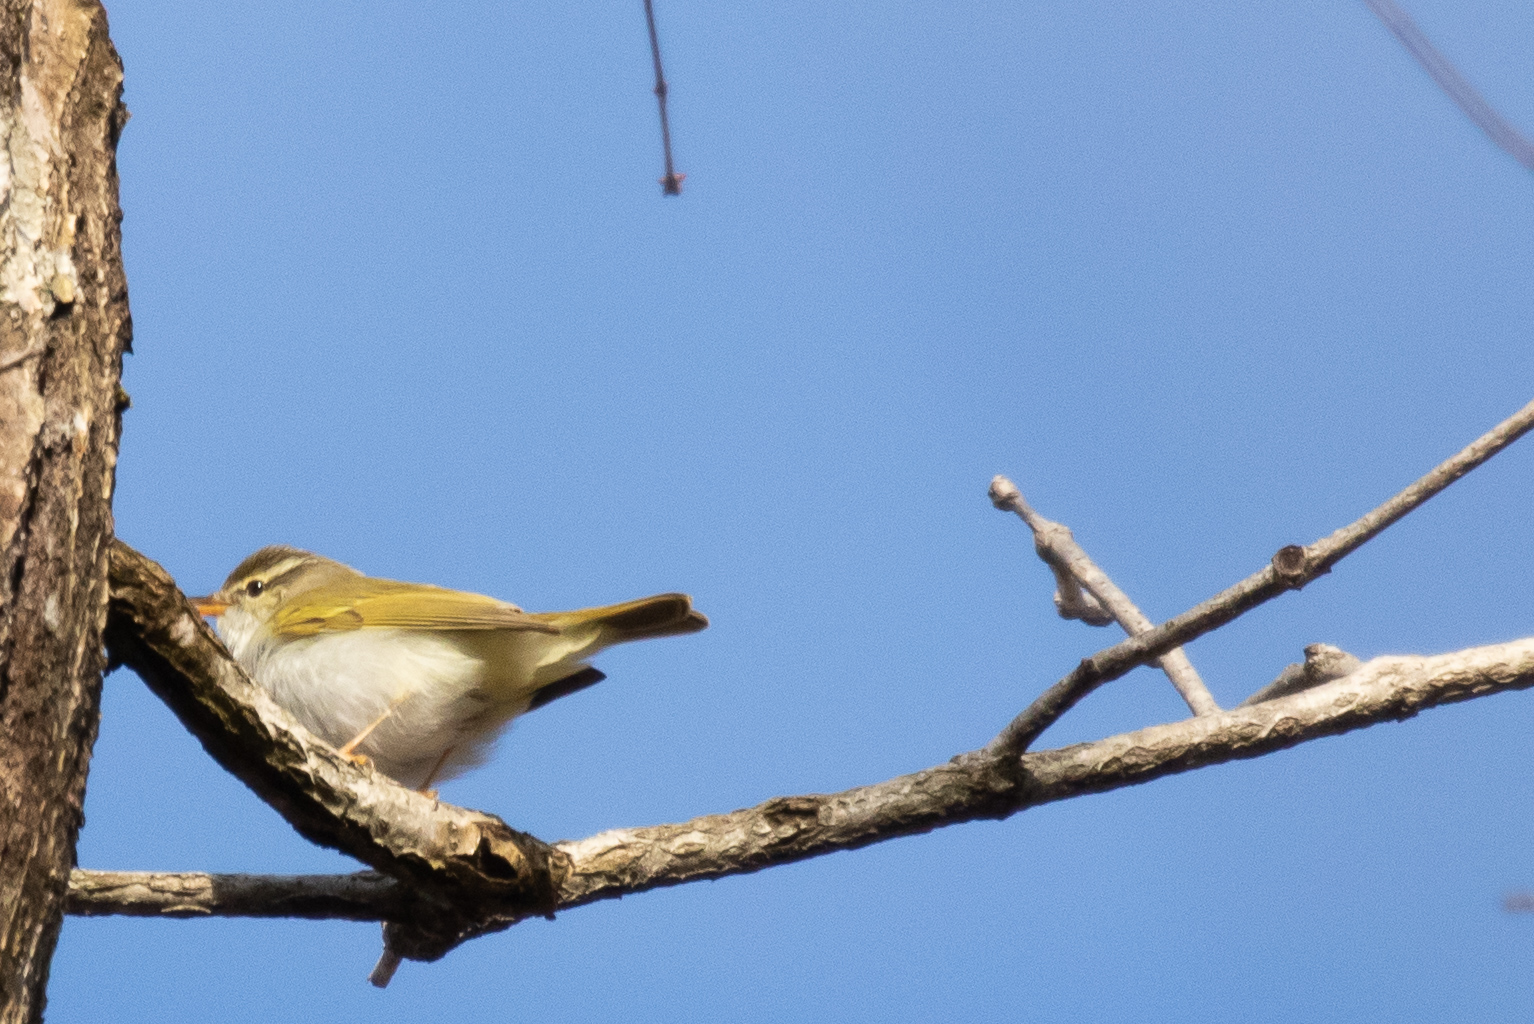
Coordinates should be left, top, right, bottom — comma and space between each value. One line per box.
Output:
191, 545, 706, 791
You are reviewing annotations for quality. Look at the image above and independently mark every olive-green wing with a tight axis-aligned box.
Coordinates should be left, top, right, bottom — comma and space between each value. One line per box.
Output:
273, 578, 560, 637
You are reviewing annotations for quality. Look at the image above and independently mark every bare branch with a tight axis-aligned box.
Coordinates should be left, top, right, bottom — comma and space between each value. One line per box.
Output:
989, 476, 1220, 716
1364, 0, 1534, 172
90, 398, 1532, 975
66, 870, 407, 921
556, 639, 1534, 906
642, 0, 684, 195
987, 397, 1534, 756
73, 638, 1534, 922
92, 393, 1532, 979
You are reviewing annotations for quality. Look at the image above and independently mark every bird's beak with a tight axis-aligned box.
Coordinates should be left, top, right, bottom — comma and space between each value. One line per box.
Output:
190, 596, 230, 617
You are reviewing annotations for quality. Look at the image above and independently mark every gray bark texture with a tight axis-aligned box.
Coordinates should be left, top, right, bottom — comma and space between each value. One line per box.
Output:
0, 1, 127, 1020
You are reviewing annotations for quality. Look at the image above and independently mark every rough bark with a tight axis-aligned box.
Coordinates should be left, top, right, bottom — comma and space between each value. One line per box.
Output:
86, 379, 1534, 981
0, 0, 127, 1019
559, 638, 1534, 904
66, 870, 409, 921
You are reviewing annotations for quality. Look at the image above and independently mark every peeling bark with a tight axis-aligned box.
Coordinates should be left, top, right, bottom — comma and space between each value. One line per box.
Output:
0, 1, 128, 1020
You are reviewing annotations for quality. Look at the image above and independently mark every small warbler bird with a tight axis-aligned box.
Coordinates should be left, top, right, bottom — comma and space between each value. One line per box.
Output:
192, 546, 706, 790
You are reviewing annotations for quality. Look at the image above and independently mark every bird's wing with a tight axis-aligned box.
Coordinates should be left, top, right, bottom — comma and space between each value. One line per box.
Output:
273, 578, 560, 637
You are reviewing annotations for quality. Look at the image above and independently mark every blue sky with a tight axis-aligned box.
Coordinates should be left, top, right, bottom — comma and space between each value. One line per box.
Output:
51, 0, 1534, 1019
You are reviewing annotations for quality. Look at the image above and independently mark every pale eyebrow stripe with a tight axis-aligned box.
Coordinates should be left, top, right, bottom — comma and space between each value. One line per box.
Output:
263, 559, 319, 588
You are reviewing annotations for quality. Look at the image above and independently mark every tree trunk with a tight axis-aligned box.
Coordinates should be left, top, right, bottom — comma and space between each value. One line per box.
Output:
0, 0, 128, 1019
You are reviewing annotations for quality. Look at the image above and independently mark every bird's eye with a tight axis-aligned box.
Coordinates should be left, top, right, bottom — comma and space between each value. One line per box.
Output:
246, 580, 265, 597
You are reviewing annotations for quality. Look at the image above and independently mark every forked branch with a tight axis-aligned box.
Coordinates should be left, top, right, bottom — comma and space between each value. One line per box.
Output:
988, 476, 1220, 716
987, 397, 1534, 756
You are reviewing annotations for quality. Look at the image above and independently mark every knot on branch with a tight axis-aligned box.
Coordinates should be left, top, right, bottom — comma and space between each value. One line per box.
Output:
1270, 544, 1310, 586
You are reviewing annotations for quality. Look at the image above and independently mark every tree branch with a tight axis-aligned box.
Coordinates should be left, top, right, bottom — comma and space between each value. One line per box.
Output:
986, 396, 1534, 756
1364, 0, 1534, 172
66, 870, 408, 921
988, 475, 1220, 716
643, 0, 684, 195
73, 637, 1534, 921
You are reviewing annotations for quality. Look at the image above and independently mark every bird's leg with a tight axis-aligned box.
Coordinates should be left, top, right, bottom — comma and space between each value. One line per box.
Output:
416, 746, 455, 798
337, 692, 412, 764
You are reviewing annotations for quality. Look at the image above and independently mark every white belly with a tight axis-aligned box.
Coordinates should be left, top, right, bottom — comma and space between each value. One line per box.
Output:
215, 606, 603, 788
219, 612, 510, 786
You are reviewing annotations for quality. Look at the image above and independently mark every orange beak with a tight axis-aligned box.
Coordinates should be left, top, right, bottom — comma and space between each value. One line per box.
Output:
190, 596, 230, 617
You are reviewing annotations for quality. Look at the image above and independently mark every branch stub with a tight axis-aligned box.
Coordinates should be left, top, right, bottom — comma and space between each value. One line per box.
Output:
1271, 545, 1309, 586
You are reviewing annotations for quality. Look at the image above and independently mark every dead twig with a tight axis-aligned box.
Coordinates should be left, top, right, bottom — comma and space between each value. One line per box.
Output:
989, 476, 1220, 717
642, 0, 684, 195
66, 870, 408, 920
987, 396, 1534, 756
88, 398, 1533, 982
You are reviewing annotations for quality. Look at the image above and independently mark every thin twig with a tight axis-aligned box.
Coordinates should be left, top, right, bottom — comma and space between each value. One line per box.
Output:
642, 0, 683, 195
69, 637, 1534, 923
989, 477, 1220, 717
370, 941, 402, 988
987, 396, 1534, 756
1364, 0, 1534, 172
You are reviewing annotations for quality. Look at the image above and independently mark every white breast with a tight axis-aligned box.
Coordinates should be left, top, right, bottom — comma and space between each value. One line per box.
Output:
217, 607, 509, 787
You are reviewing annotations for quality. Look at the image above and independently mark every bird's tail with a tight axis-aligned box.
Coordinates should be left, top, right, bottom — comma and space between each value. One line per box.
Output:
529, 593, 708, 648
516, 594, 706, 712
